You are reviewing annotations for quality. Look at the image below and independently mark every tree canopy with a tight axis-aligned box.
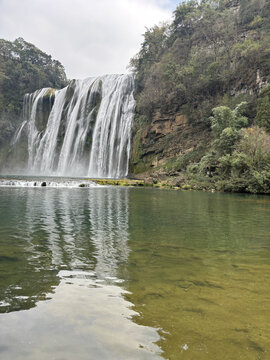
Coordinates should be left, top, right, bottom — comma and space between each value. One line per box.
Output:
131, 0, 270, 122
0, 37, 68, 148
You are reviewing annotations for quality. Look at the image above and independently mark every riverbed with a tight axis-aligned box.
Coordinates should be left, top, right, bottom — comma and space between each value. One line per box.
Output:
0, 185, 269, 359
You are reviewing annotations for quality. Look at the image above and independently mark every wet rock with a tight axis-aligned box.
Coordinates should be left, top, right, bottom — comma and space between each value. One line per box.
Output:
145, 178, 154, 186
150, 170, 169, 181
41, 181, 46, 187
169, 176, 185, 187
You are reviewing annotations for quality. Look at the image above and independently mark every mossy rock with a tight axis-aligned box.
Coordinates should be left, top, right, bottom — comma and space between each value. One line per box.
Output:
90, 178, 145, 187
182, 184, 191, 190
44, 88, 56, 98
35, 89, 55, 132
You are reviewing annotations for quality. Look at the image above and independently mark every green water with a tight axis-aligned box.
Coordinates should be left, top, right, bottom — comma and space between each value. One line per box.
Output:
0, 186, 270, 359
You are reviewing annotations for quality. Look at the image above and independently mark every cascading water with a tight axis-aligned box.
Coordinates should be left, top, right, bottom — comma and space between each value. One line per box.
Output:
15, 74, 135, 178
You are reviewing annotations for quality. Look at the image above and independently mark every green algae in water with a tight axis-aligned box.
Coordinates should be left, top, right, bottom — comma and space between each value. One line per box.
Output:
0, 186, 270, 359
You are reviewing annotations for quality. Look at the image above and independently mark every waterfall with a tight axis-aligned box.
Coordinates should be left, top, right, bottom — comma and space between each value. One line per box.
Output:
15, 74, 135, 178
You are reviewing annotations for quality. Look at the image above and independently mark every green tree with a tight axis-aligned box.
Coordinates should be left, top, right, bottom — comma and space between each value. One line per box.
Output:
215, 127, 240, 155
237, 126, 270, 169
0, 37, 68, 152
210, 102, 248, 137
256, 95, 270, 132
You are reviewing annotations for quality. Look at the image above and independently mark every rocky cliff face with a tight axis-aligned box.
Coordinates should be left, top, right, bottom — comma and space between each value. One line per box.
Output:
130, 109, 210, 176
129, 0, 270, 179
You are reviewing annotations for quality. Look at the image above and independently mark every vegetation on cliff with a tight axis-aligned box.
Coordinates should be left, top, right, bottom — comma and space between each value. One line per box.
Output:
0, 38, 67, 153
187, 103, 270, 193
130, 0, 270, 194
132, 0, 270, 119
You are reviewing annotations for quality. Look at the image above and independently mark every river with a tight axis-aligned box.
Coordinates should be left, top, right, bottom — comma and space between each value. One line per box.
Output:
0, 185, 270, 359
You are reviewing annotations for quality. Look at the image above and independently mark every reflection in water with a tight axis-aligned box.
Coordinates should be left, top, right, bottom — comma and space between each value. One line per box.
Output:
0, 187, 162, 360
13, 187, 129, 275
0, 187, 132, 306
1, 187, 270, 359
89, 188, 130, 279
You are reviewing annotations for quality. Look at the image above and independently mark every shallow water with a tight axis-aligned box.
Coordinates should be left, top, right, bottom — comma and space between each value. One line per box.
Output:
0, 186, 270, 359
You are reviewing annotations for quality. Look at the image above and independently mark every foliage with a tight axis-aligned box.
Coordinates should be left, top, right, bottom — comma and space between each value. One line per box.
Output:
130, 0, 270, 193
0, 38, 67, 148
256, 86, 270, 132
163, 147, 205, 172
214, 127, 239, 155
131, 0, 270, 122
236, 127, 270, 169
207, 102, 248, 155
194, 125, 270, 193
210, 102, 248, 136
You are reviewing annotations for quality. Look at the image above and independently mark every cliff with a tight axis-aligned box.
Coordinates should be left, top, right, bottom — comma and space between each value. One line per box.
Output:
0, 38, 67, 167
129, 0, 270, 192
130, 110, 209, 175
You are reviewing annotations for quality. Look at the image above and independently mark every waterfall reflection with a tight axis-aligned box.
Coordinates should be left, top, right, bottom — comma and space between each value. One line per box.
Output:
0, 187, 130, 312
0, 187, 163, 360
26, 187, 130, 274
88, 188, 129, 279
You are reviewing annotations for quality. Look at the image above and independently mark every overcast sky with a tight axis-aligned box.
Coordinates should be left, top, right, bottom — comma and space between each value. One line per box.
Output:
0, 0, 180, 79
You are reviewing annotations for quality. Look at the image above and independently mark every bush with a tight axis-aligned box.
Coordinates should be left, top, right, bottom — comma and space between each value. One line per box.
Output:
256, 95, 270, 132
210, 102, 248, 137
237, 127, 270, 169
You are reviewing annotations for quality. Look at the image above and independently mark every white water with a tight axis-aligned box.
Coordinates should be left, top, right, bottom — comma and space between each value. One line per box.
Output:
0, 179, 99, 188
12, 120, 27, 145
15, 74, 135, 178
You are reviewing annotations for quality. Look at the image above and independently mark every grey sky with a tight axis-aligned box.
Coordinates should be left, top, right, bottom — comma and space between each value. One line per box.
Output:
0, 0, 180, 79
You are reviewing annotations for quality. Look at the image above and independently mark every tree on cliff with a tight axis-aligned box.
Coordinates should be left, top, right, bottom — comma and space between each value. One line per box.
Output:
256, 86, 270, 133
0, 37, 68, 149
131, 0, 270, 122
129, 0, 270, 193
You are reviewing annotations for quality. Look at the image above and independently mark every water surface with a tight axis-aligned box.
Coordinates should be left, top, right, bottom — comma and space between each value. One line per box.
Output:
0, 186, 270, 359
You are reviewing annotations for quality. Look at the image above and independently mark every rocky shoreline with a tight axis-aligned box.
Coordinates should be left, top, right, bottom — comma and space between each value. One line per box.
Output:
91, 171, 216, 192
